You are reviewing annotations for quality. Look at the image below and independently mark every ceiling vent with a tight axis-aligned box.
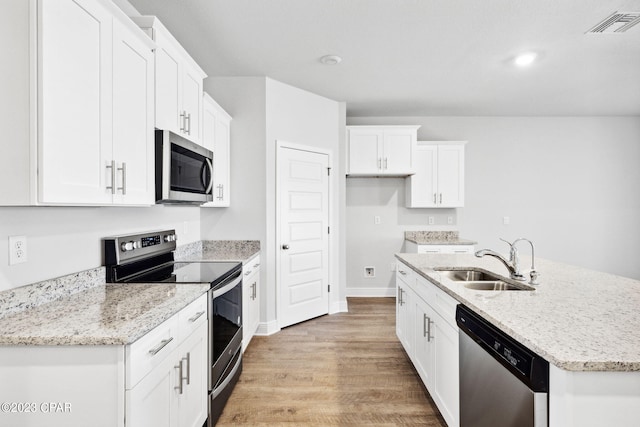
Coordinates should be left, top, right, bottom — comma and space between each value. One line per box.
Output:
587, 11, 640, 33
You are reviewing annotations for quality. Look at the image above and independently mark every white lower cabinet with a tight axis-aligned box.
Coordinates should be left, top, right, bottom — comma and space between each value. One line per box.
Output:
242, 255, 261, 351
126, 321, 207, 427
396, 260, 459, 427
396, 265, 415, 356
0, 294, 208, 427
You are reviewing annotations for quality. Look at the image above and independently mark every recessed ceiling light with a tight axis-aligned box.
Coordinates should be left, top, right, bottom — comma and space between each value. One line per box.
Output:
514, 52, 537, 67
320, 55, 342, 65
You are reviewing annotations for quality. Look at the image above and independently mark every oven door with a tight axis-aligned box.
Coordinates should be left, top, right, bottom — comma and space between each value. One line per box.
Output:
156, 130, 213, 203
209, 271, 243, 389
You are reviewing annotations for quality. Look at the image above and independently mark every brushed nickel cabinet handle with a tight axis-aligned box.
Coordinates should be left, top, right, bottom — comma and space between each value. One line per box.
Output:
439, 193, 442, 204
184, 352, 191, 385
180, 111, 186, 133
175, 360, 183, 394
433, 193, 437, 204
106, 161, 116, 194
426, 316, 433, 342
117, 162, 126, 195
148, 337, 173, 356
188, 311, 205, 323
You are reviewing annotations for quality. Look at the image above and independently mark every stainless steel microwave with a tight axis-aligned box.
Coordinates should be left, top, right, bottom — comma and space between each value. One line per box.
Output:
155, 130, 213, 204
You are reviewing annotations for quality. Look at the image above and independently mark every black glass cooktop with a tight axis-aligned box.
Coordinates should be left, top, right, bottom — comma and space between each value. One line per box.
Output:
126, 261, 242, 287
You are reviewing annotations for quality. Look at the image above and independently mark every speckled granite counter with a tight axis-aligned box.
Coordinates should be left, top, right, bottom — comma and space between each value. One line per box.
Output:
175, 240, 260, 263
404, 230, 476, 245
0, 283, 209, 346
395, 253, 640, 371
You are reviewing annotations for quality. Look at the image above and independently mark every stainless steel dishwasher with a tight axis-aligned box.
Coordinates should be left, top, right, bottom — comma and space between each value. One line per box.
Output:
456, 305, 549, 427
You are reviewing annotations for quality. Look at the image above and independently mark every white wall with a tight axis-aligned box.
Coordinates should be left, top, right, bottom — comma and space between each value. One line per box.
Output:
202, 77, 345, 331
346, 116, 640, 293
0, 206, 202, 291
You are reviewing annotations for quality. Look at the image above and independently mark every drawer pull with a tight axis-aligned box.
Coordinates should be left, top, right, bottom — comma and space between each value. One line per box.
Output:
148, 337, 173, 356
188, 311, 205, 323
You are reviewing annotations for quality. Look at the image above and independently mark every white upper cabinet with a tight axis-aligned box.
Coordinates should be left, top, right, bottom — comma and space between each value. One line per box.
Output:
111, 17, 155, 205
201, 93, 232, 207
1, 0, 155, 206
132, 17, 206, 145
406, 141, 466, 208
347, 126, 419, 176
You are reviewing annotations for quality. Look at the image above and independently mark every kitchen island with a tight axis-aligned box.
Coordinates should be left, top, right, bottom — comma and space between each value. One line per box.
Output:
396, 253, 640, 427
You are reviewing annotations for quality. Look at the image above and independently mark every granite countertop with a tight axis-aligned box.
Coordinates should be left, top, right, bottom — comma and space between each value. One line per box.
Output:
0, 283, 209, 346
175, 240, 260, 264
404, 230, 477, 245
0, 239, 260, 347
395, 253, 640, 372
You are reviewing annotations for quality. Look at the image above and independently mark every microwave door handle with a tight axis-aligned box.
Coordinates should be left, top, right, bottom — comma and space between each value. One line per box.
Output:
204, 158, 214, 194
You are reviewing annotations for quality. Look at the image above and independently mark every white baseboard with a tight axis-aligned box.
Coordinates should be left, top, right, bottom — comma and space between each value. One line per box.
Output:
255, 320, 280, 336
330, 299, 349, 313
346, 287, 396, 297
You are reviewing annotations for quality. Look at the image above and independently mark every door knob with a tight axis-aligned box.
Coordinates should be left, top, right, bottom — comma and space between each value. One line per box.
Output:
282, 244, 290, 250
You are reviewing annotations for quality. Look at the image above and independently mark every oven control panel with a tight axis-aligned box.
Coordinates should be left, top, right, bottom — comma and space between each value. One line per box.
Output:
104, 230, 177, 265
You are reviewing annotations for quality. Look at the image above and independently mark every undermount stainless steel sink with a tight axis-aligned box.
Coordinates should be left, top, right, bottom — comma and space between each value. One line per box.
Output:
462, 281, 531, 291
437, 269, 504, 282
434, 268, 535, 291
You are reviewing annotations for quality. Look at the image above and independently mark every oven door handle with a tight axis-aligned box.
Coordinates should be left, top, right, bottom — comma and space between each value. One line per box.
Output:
204, 158, 214, 195
211, 353, 242, 400
212, 272, 242, 298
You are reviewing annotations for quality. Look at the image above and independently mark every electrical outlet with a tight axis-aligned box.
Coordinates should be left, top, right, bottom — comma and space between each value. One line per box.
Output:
503, 216, 510, 225
9, 235, 27, 265
374, 216, 381, 225
447, 216, 453, 225
428, 216, 435, 225
364, 266, 375, 278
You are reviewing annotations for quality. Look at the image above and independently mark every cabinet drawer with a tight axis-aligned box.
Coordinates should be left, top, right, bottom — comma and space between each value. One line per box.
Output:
417, 245, 474, 254
433, 287, 458, 328
178, 293, 208, 342
396, 261, 416, 287
243, 254, 261, 278
126, 314, 179, 389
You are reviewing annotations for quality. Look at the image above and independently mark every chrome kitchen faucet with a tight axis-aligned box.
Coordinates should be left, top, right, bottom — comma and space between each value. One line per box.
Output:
475, 237, 539, 285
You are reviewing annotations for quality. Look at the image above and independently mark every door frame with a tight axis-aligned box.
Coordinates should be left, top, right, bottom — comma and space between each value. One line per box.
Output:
275, 140, 332, 329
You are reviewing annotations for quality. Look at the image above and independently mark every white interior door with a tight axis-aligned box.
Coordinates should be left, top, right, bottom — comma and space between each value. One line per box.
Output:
277, 145, 330, 328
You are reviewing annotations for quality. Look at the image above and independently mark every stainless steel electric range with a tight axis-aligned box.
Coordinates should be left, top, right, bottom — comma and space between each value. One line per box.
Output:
104, 229, 242, 427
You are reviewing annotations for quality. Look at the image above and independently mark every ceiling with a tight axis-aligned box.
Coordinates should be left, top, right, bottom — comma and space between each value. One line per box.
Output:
127, 0, 640, 117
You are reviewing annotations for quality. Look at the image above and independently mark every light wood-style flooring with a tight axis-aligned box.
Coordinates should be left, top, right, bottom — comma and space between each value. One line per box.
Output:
216, 297, 447, 426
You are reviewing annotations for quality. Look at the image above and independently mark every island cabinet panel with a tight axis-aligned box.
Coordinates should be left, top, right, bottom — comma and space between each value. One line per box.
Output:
396, 259, 459, 427
549, 366, 640, 427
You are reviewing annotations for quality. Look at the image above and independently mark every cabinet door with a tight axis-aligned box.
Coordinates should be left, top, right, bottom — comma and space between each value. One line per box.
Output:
202, 94, 232, 207
414, 297, 435, 390
437, 144, 465, 207
112, 18, 154, 205
181, 66, 203, 144
348, 129, 383, 174
126, 352, 178, 427
406, 144, 438, 207
382, 128, 414, 174
178, 322, 208, 427
154, 35, 181, 134
38, 0, 113, 204
432, 311, 460, 427
396, 280, 414, 358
